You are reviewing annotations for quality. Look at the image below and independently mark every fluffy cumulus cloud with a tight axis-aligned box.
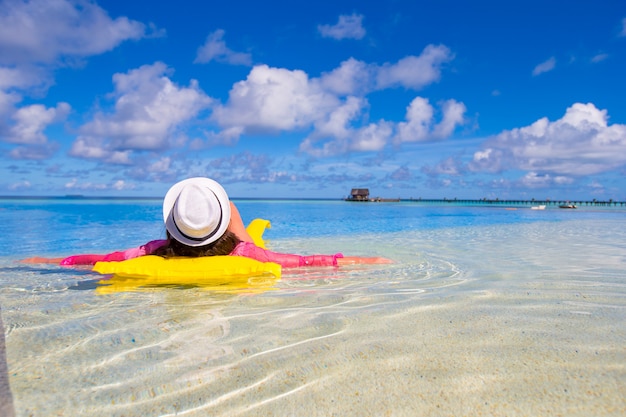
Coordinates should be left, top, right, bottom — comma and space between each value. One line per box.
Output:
5, 102, 70, 145
1, 101, 70, 159
0, 88, 22, 121
300, 96, 465, 158
210, 44, 462, 156
519, 172, 573, 189
318, 14, 366, 40
0, 66, 62, 154
300, 118, 394, 157
70, 62, 212, 163
470, 102, 626, 177
309, 96, 365, 141
0, 0, 158, 161
376, 45, 454, 90
395, 97, 466, 143
297, 96, 389, 157
318, 44, 453, 95
0, 66, 49, 92
319, 58, 373, 96
194, 29, 252, 65
0, 0, 150, 65
211, 64, 341, 132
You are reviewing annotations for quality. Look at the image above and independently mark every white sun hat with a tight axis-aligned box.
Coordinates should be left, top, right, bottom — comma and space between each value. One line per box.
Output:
162, 177, 232, 247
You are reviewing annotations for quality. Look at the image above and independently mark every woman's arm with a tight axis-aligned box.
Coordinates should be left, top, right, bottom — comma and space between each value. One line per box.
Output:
231, 241, 393, 268
336, 256, 393, 265
227, 202, 254, 242
20, 257, 65, 264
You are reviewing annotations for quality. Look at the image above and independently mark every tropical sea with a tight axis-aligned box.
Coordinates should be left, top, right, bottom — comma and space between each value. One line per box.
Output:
0, 197, 625, 416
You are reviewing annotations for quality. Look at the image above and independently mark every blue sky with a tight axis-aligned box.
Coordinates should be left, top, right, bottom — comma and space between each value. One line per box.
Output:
1, 0, 626, 200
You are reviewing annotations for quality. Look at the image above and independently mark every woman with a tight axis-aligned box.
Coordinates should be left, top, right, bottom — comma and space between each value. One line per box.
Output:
54, 177, 390, 268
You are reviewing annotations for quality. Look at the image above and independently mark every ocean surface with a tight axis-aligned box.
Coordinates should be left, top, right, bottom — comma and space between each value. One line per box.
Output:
0, 198, 625, 416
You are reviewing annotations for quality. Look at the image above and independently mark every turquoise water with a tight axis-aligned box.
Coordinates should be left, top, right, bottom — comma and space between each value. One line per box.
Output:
0, 198, 625, 416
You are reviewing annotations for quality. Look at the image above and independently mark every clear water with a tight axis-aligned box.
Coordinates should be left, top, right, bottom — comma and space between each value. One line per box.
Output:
0, 199, 625, 416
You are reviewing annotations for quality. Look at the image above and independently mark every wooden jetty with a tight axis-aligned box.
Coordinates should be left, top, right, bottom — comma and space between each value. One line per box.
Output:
344, 191, 626, 208
401, 198, 626, 208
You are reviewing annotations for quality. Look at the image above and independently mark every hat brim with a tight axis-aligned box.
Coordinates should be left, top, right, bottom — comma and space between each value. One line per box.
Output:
163, 177, 232, 247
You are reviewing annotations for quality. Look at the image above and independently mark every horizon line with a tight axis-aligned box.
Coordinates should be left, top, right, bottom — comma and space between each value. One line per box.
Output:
1, 195, 625, 205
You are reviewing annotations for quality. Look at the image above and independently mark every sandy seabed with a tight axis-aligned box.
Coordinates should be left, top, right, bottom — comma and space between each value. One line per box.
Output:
2, 218, 625, 416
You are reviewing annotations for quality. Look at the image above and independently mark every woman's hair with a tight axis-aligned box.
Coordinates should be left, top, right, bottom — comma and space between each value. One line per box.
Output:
154, 230, 241, 258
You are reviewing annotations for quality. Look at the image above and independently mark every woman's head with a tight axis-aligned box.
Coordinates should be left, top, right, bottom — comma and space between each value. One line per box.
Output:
159, 229, 240, 257
162, 177, 232, 247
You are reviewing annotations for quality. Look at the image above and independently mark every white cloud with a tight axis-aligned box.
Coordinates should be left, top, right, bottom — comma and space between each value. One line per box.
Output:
64, 178, 110, 191
395, 97, 466, 143
433, 100, 466, 138
0, 67, 61, 155
519, 172, 573, 189
319, 58, 373, 96
319, 45, 453, 95
395, 97, 433, 142
0, 0, 161, 162
318, 14, 366, 40
532, 57, 556, 76
350, 121, 394, 152
0, 66, 54, 126
148, 156, 172, 173
520, 172, 552, 188
621, 17, 626, 36
112, 180, 134, 191
387, 166, 412, 181
471, 102, 626, 176
8, 180, 31, 190
422, 157, 465, 176
298, 97, 375, 157
6, 102, 70, 145
0, 66, 49, 90
71, 62, 212, 162
209, 45, 455, 149
201, 126, 245, 148
299, 119, 393, 158
0, 0, 151, 65
194, 29, 252, 65
313, 96, 365, 139
376, 45, 453, 89
70, 137, 122, 161
9, 142, 59, 159
0, 89, 21, 119
591, 53, 609, 63
211, 64, 340, 132
211, 49, 461, 156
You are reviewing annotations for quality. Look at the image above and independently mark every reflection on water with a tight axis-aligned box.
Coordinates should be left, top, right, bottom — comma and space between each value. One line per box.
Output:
1, 218, 625, 416
95, 273, 282, 295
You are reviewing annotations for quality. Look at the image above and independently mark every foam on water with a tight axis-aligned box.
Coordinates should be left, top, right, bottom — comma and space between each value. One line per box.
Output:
0, 199, 625, 416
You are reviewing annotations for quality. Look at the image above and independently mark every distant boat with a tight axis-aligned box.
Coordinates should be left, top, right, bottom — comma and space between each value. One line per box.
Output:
531, 205, 546, 210
559, 203, 577, 209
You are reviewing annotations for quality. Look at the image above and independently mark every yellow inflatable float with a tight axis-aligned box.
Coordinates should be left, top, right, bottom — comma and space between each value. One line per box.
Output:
93, 218, 281, 293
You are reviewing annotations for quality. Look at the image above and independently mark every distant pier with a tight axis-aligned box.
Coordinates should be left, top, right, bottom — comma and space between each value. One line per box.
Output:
344, 188, 625, 207
400, 198, 626, 208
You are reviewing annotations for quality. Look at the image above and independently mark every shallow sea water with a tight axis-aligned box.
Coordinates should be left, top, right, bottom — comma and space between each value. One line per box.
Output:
0, 199, 625, 416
